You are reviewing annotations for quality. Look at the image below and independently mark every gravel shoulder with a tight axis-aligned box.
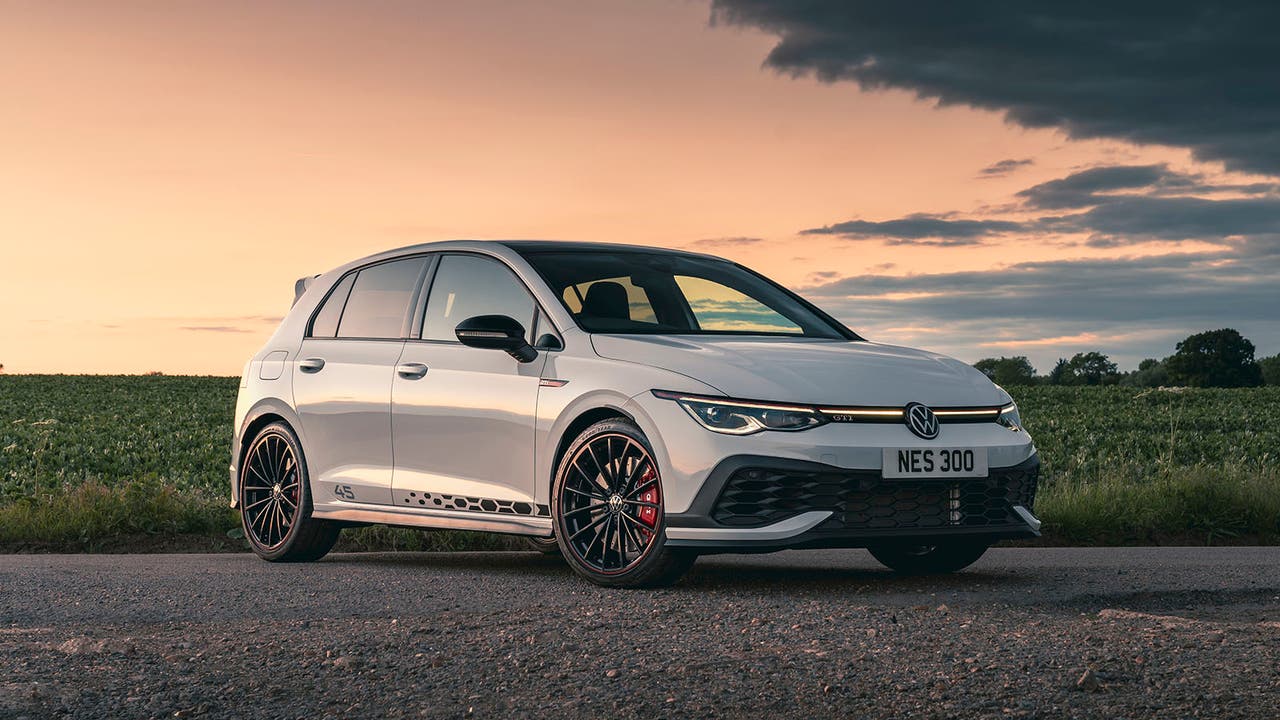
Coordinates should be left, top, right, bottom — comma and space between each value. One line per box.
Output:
2, 547, 1278, 719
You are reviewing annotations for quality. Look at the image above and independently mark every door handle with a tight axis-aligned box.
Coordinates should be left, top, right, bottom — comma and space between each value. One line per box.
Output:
397, 362, 429, 379
298, 357, 326, 373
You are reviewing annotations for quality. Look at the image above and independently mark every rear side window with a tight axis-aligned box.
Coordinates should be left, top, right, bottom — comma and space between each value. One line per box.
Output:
422, 255, 536, 342
309, 273, 356, 338
334, 257, 427, 339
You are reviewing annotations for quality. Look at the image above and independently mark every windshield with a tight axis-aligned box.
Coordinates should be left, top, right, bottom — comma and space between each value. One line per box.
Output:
518, 250, 854, 339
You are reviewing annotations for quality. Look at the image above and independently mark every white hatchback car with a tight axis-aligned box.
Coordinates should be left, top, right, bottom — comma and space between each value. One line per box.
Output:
232, 241, 1040, 587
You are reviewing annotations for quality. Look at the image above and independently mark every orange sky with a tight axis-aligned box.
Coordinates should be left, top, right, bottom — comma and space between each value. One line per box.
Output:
0, 0, 1250, 374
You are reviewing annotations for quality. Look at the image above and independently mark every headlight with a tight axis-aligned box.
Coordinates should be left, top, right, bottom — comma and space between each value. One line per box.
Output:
652, 390, 826, 435
997, 402, 1022, 430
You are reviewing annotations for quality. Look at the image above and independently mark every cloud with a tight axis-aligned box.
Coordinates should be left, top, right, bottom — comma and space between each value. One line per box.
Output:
809, 247, 1278, 313
977, 332, 1111, 349
711, 1, 1280, 176
800, 213, 1025, 245
1062, 195, 1280, 244
977, 158, 1033, 178
173, 316, 283, 333
181, 325, 252, 333
800, 164, 1280, 248
801, 246, 1280, 366
686, 236, 765, 249
1016, 164, 1198, 209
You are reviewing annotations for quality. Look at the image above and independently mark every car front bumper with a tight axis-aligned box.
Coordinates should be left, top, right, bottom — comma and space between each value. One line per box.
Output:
662, 453, 1041, 552
624, 392, 1042, 552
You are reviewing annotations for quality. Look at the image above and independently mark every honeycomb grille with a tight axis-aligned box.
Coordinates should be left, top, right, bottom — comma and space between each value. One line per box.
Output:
711, 462, 1038, 530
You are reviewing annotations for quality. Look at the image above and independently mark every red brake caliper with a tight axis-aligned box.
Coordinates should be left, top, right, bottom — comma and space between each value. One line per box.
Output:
636, 466, 659, 540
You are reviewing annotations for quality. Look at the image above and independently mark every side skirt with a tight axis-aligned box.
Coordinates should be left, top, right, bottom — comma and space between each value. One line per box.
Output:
312, 500, 553, 536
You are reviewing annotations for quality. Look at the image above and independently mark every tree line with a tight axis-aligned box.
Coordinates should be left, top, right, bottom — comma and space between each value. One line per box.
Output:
974, 328, 1280, 388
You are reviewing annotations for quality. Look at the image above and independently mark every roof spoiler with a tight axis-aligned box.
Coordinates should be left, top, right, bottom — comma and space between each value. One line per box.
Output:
293, 275, 320, 307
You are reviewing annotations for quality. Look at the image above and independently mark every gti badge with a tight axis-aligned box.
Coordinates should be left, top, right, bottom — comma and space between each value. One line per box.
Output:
904, 402, 940, 440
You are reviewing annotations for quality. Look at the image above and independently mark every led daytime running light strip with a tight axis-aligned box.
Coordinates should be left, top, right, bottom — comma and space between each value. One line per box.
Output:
653, 390, 1009, 421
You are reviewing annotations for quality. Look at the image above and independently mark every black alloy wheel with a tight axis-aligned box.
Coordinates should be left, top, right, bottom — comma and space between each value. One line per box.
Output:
553, 419, 694, 587
241, 430, 300, 549
239, 422, 340, 562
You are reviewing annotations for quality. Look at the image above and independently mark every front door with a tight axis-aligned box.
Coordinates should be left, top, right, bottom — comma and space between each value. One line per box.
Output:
391, 253, 546, 512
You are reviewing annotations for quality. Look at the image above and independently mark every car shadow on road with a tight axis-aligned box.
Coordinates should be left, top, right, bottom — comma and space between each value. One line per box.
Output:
681, 558, 1033, 595
323, 550, 1035, 596
324, 550, 572, 576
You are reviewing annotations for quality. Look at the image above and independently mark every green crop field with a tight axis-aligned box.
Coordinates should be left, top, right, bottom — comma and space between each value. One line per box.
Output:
1, 375, 1277, 551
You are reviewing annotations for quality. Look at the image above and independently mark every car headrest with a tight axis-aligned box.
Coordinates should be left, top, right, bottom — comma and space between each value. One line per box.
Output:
582, 281, 630, 320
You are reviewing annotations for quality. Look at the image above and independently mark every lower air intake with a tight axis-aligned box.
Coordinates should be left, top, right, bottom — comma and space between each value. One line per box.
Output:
710, 461, 1038, 531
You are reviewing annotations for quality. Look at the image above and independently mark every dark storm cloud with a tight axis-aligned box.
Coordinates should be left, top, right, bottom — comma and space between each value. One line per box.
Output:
802, 244, 1280, 364
1016, 165, 1197, 209
802, 164, 1280, 247
977, 158, 1034, 178
800, 213, 1026, 245
711, 1, 1280, 176
1016, 164, 1279, 210
1062, 195, 1280, 243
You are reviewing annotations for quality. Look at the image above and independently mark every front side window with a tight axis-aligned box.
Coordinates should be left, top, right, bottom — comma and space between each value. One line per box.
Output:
422, 254, 536, 342
334, 257, 427, 339
519, 250, 850, 338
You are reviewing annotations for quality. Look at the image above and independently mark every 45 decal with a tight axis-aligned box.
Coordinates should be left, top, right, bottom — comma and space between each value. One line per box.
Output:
333, 484, 356, 501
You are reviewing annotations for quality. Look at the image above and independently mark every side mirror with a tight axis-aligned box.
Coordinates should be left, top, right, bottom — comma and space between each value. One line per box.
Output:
455, 315, 538, 363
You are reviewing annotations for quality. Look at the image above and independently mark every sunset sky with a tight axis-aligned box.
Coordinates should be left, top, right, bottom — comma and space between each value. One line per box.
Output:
4, 1, 1277, 375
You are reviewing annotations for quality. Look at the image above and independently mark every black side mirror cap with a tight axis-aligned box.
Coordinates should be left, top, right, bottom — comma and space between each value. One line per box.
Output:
535, 333, 563, 351
455, 315, 538, 363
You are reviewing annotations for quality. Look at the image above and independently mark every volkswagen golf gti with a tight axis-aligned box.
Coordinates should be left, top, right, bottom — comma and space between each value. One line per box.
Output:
231, 240, 1040, 587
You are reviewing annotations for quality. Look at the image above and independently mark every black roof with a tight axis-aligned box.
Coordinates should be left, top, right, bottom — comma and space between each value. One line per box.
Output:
497, 240, 717, 258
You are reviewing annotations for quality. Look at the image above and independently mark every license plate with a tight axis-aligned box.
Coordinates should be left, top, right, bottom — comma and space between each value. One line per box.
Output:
882, 447, 988, 479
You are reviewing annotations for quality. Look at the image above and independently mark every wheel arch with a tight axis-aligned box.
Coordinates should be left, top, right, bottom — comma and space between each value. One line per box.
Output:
231, 399, 305, 508
549, 405, 634, 494
542, 391, 677, 503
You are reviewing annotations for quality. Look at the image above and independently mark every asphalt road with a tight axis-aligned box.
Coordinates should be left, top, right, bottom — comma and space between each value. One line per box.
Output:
2, 547, 1278, 719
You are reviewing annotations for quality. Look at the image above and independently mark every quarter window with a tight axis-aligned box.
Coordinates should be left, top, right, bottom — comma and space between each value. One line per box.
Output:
310, 273, 356, 338
335, 257, 427, 339
422, 255, 536, 342
533, 310, 562, 349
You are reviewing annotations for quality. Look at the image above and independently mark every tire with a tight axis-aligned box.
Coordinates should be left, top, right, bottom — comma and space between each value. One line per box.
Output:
524, 535, 563, 556
553, 419, 695, 588
239, 421, 341, 562
868, 541, 989, 575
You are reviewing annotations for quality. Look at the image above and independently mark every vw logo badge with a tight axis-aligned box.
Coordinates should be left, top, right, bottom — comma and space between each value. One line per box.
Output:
904, 402, 940, 440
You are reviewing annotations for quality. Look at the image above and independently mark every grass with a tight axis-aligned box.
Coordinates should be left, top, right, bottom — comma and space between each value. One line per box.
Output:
1035, 464, 1280, 545
1011, 385, 1280, 545
1, 375, 1277, 551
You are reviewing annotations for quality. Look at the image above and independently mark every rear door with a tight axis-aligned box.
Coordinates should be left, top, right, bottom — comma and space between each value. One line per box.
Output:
293, 255, 430, 506
391, 253, 547, 512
